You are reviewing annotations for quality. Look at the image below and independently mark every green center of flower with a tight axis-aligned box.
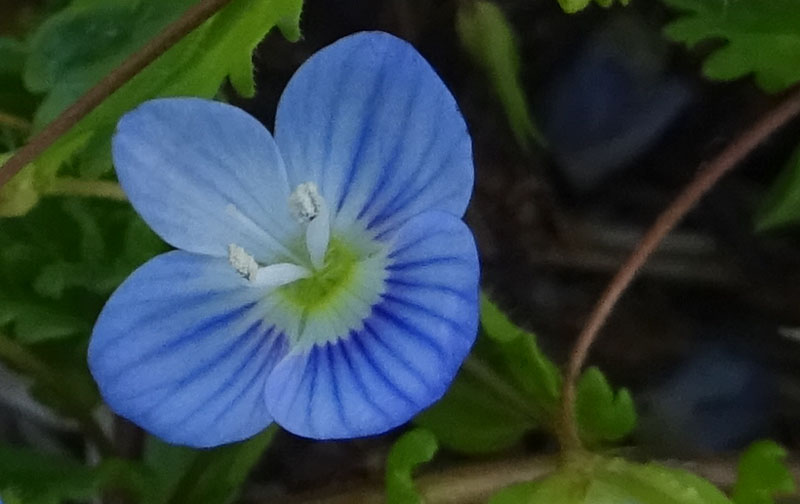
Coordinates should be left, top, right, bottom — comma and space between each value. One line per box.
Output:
227, 182, 389, 349
277, 238, 359, 312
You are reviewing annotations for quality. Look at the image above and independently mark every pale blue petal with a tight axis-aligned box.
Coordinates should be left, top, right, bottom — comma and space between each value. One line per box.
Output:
264, 211, 479, 438
88, 251, 286, 448
113, 98, 299, 263
275, 32, 473, 238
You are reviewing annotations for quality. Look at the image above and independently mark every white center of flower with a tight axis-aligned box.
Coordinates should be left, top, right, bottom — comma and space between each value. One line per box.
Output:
227, 181, 334, 287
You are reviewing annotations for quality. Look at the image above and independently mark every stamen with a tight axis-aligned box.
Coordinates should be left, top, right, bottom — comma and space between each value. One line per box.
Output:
289, 182, 331, 271
253, 263, 312, 288
228, 244, 259, 281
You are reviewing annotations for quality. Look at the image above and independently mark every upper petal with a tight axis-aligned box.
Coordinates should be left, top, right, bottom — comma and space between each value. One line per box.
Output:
113, 98, 299, 263
88, 251, 286, 448
275, 32, 473, 238
263, 211, 480, 439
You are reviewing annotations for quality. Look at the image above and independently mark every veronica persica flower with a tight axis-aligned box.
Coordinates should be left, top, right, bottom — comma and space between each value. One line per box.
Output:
88, 31, 479, 447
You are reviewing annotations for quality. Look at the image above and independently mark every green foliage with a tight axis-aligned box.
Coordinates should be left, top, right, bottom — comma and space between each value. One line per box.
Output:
556, 0, 631, 15
662, 0, 800, 93
732, 440, 796, 504
490, 456, 732, 504
456, 1, 543, 151
0, 197, 165, 345
0, 38, 37, 118
0, 443, 145, 504
756, 145, 800, 231
386, 428, 439, 504
17, 0, 303, 202
159, 427, 277, 504
0, 153, 41, 218
576, 367, 637, 446
416, 295, 636, 453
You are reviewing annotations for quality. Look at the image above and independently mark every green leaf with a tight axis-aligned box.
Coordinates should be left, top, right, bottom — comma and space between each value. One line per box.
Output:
26, 0, 303, 187
0, 37, 37, 118
0, 198, 165, 344
417, 295, 636, 453
576, 366, 637, 445
386, 428, 439, 504
732, 440, 796, 504
490, 456, 732, 504
0, 443, 144, 504
456, 1, 543, 151
756, 144, 800, 231
662, 0, 800, 93
556, 0, 631, 15
166, 426, 277, 504
416, 295, 557, 453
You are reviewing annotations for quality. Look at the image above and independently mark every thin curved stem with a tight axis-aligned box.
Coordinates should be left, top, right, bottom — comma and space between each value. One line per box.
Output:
559, 86, 800, 452
44, 178, 127, 201
0, 0, 235, 189
0, 112, 32, 132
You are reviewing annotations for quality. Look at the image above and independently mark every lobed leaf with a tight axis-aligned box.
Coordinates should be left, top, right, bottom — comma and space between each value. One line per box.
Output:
662, 0, 800, 93
386, 428, 439, 504
732, 440, 796, 504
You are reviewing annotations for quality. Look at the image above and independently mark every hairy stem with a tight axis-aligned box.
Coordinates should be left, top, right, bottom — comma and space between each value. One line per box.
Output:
0, 0, 235, 189
45, 178, 127, 201
558, 86, 800, 452
0, 332, 116, 456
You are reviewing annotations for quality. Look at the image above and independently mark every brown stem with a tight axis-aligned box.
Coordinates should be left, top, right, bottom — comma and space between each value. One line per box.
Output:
0, 0, 235, 189
559, 86, 800, 452
267, 454, 797, 504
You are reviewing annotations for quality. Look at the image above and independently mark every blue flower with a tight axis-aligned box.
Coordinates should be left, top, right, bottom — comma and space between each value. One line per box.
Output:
88, 32, 479, 446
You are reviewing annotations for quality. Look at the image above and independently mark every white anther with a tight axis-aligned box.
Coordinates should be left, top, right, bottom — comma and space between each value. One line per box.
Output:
228, 244, 259, 281
289, 182, 323, 223
288, 182, 332, 271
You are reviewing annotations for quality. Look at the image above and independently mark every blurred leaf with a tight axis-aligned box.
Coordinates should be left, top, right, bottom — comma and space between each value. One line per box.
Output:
556, 0, 631, 15
456, 1, 543, 150
732, 440, 796, 504
416, 295, 555, 453
386, 428, 438, 504
165, 426, 277, 504
576, 366, 637, 445
479, 294, 561, 407
0, 157, 40, 217
662, 0, 800, 93
490, 456, 732, 504
417, 295, 635, 453
756, 145, 800, 231
140, 437, 199, 504
0, 443, 144, 504
0, 37, 37, 118
28, 0, 303, 185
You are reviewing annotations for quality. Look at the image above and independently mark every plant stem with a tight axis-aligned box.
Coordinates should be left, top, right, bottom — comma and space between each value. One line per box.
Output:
0, 332, 116, 457
0, 0, 235, 189
558, 86, 800, 453
45, 178, 127, 201
272, 454, 771, 504
0, 112, 32, 132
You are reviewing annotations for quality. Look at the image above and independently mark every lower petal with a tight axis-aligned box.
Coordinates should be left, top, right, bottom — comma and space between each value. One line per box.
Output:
88, 251, 286, 448
264, 211, 479, 438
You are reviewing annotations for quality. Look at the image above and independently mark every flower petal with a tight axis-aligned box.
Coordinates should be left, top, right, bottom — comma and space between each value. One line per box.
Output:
88, 251, 286, 448
264, 211, 479, 438
275, 32, 473, 238
113, 98, 300, 263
